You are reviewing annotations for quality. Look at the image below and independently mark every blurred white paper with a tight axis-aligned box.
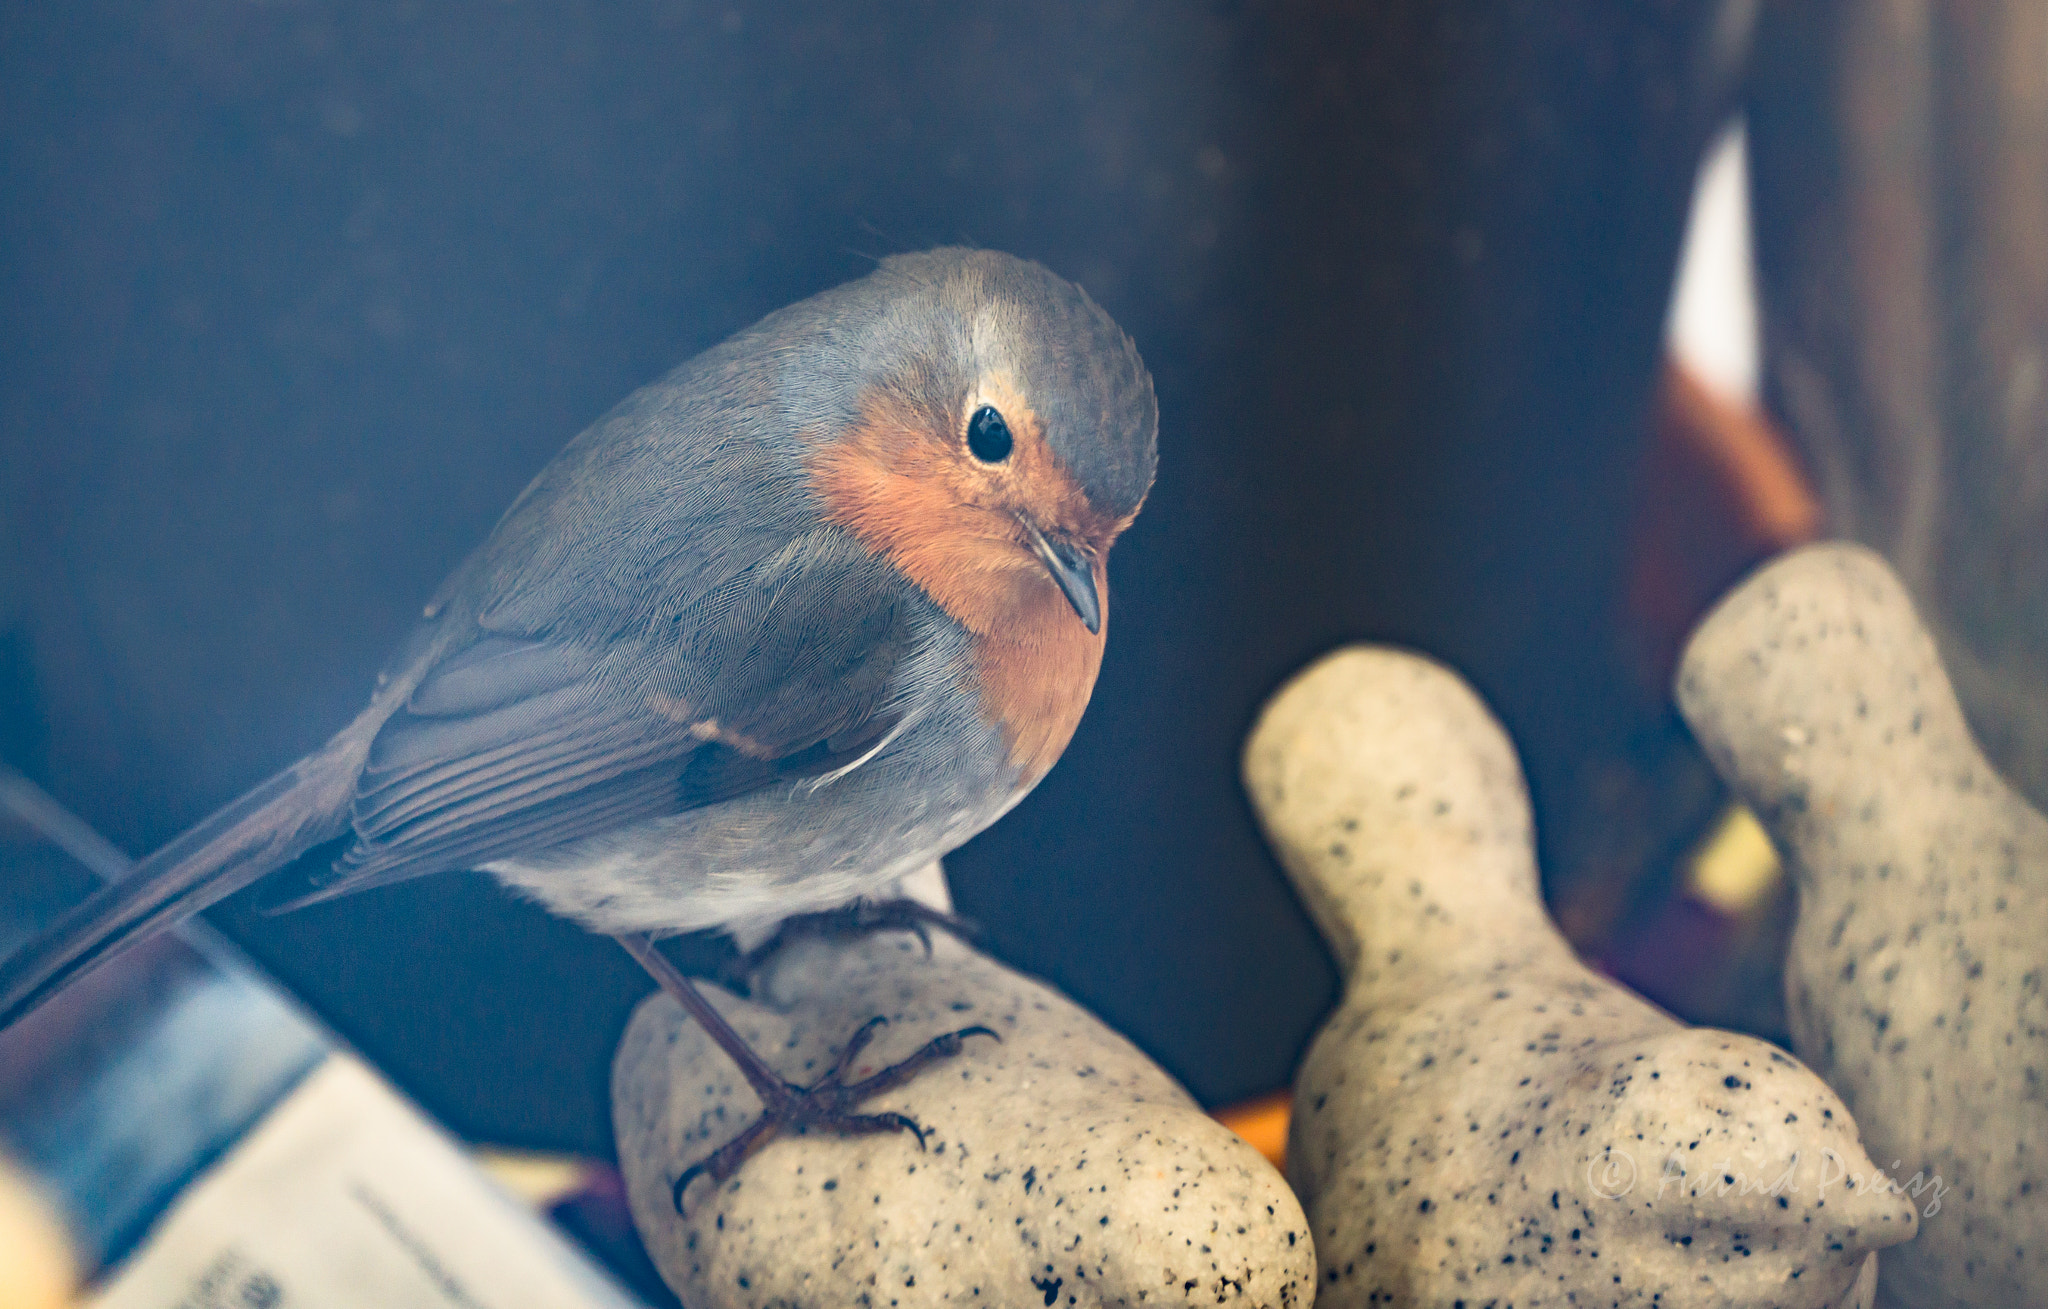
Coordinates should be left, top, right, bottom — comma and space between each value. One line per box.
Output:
91, 1056, 637, 1309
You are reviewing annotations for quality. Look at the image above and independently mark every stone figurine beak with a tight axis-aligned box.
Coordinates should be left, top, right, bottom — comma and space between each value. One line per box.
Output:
1017, 516, 1101, 635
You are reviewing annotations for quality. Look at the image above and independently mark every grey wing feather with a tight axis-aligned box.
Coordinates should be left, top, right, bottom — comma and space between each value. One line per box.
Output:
291, 529, 924, 904
445, 361, 825, 648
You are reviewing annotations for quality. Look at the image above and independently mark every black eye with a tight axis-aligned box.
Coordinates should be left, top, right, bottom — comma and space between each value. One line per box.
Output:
967, 405, 1013, 463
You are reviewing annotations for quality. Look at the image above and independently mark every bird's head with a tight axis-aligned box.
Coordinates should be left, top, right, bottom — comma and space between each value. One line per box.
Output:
806, 249, 1157, 641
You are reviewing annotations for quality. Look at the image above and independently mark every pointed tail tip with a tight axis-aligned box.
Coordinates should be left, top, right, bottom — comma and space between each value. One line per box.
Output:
0, 753, 360, 1032
0, 932, 88, 1033
0, 877, 169, 1032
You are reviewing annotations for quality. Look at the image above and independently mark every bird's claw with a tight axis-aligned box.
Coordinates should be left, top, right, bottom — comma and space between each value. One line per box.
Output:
731, 900, 981, 985
669, 1019, 998, 1215
827, 1014, 890, 1082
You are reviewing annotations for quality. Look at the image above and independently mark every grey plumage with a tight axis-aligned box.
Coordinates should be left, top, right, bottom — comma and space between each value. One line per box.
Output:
0, 248, 1157, 1027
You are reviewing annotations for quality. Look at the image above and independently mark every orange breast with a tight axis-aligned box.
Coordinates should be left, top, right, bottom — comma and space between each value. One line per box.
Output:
808, 394, 1110, 783
967, 563, 1107, 781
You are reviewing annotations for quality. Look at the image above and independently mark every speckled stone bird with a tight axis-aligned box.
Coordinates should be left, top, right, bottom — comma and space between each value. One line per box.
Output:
0, 248, 1156, 1186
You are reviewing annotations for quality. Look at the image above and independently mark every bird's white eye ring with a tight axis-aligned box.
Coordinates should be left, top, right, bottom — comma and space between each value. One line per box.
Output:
967, 405, 1013, 463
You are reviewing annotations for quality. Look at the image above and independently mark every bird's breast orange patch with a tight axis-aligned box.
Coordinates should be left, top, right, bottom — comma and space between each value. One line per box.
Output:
808, 388, 1115, 782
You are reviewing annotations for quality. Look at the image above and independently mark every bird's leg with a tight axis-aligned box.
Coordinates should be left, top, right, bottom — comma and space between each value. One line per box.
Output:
616, 934, 997, 1215
727, 899, 980, 983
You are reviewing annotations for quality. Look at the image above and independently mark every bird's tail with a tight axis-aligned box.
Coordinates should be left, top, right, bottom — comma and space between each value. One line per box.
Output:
0, 723, 371, 1030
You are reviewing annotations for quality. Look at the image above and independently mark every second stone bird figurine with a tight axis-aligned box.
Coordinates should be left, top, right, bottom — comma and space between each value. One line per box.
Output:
1678, 544, 2048, 1309
0, 249, 1157, 1176
1244, 645, 1915, 1309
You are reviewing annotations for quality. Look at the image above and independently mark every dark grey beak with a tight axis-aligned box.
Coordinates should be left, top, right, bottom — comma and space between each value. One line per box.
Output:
1019, 517, 1102, 634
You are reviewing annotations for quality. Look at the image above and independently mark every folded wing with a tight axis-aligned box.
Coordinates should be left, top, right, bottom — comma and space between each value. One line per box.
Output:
296, 529, 921, 902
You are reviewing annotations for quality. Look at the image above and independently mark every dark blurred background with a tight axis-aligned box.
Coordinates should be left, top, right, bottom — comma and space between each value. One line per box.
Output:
0, 0, 1760, 1156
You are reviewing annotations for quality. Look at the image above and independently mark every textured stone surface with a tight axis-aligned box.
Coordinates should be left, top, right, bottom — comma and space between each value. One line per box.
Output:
1678, 543, 2048, 1308
612, 867, 1313, 1309
1244, 646, 1914, 1308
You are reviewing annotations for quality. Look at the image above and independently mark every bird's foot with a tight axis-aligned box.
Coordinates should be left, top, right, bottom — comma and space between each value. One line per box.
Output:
670, 1014, 997, 1213
721, 899, 979, 987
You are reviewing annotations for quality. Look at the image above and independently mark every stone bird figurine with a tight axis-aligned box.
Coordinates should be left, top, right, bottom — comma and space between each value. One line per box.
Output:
1679, 544, 2047, 1309
1245, 645, 1915, 1309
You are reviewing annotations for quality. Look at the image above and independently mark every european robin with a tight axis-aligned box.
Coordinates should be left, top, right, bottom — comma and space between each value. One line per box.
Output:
0, 248, 1157, 1187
